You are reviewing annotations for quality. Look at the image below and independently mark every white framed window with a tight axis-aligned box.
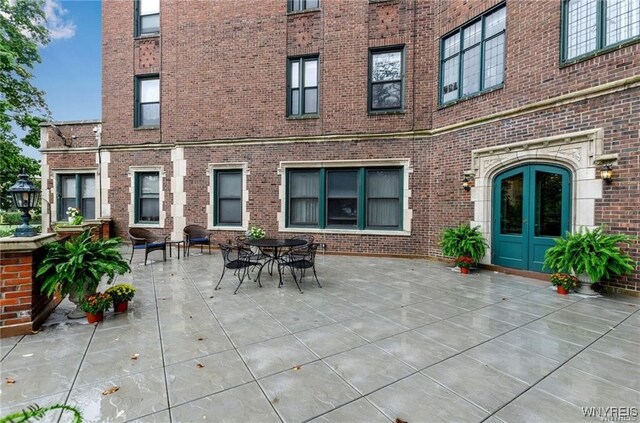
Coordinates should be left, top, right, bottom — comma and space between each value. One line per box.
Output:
207, 163, 249, 230
52, 170, 98, 222
129, 166, 165, 227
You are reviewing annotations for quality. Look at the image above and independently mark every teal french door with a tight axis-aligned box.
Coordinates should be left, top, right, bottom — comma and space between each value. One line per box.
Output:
492, 164, 571, 272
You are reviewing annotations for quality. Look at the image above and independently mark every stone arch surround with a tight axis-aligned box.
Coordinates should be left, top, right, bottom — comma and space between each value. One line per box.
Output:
466, 128, 616, 265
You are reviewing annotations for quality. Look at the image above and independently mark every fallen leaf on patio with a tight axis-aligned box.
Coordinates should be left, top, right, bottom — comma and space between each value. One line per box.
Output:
131, 354, 139, 360
196, 363, 205, 368
22, 353, 33, 357
102, 386, 119, 395
31, 330, 39, 334
189, 315, 193, 319
502, 297, 507, 301
6, 378, 16, 384
197, 337, 204, 341
292, 365, 302, 370
210, 296, 214, 298
271, 397, 279, 404
395, 418, 408, 423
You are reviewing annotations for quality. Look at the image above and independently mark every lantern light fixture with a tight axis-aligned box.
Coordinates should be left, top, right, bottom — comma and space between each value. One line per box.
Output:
8, 168, 40, 237
600, 164, 613, 184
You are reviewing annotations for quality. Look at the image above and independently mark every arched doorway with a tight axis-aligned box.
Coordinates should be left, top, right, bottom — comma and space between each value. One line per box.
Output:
492, 164, 571, 272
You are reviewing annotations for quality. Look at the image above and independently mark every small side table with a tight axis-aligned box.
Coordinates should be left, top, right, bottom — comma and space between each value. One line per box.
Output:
166, 240, 184, 259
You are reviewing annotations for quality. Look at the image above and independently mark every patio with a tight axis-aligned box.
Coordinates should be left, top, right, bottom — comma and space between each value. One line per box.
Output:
2, 251, 639, 422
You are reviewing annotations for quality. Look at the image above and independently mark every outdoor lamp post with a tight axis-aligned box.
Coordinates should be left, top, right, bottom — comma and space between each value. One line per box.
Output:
9, 168, 40, 237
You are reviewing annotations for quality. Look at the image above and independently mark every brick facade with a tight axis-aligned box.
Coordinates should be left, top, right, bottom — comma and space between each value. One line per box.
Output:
41, 0, 640, 292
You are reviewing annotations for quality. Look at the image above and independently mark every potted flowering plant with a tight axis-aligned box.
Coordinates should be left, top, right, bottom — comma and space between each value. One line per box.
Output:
80, 292, 112, 323
105, 283, 136, 312
247, 226, 266, 240
66, 207, 83, 225
455, 256, 475, 274
549, 272, 580, 295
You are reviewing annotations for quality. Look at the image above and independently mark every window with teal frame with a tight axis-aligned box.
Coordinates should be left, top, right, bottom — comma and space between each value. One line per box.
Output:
214, 170, 242, 226
135, 76, 160, 128
135, 172, 160, 223
57, 174, 96, 221
288, 0, 319, 13
562, 0, 640, 62
439, 4, 506, 105
287, 56, 319, 117
286, 167, 402, 230
135, 0, 159, 36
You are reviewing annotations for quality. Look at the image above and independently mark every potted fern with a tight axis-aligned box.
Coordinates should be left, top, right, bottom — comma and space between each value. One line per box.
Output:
440, 224, 488, 272
37, 230, 131, 318
543, 227, 636, 295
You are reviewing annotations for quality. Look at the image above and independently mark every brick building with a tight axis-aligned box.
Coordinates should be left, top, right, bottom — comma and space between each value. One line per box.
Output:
40, 0, 640, 292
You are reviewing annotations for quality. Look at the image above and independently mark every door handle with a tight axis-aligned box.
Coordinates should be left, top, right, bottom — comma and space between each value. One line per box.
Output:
523, 219, 528, 224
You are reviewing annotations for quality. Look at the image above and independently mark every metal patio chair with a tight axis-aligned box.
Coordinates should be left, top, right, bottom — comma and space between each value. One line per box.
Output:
280, 243, 321, 293
215, 243, 262, 294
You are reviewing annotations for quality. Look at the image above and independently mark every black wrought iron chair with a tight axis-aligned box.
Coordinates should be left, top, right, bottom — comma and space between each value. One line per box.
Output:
183, 224, 214, 256
215, 243, 262, 294
280, 243, 321, 293
128, 228, 167, 265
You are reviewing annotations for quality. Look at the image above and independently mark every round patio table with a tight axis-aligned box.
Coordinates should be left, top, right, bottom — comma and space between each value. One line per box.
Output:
245, 238, 307, 288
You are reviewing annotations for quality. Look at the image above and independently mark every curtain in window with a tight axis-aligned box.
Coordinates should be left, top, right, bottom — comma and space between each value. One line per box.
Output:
290, 171, 319, 225
367, 170, 400, 228
81, 176, 95, 219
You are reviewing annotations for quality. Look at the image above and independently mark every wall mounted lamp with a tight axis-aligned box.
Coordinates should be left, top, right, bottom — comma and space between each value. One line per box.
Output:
462, 177, 471, 191
600, 164, 613, 184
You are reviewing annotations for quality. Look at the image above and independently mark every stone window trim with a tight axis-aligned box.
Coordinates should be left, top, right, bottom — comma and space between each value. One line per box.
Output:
206, 162, 250, 231
128, 166, 166, 228
277, 158, 413, 236
51, 168, 98, 223
465, 128, 615, 265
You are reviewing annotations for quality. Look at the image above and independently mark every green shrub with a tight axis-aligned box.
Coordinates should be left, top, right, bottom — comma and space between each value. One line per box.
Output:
0, 212, 22, 225
439, 224, 488, 263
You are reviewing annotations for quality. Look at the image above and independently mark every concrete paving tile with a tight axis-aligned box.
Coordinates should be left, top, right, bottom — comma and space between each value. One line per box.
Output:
323, 344, 414, 395
474, 304, 539, 326
342, 314, 408, 342
586, 297, 640, 313
170, 382, 280, 423
495, 388, 593, 423
258, 360, 360, 422
546, 309, 616, 333
127, 409, 171, 422
161, 324, 234, 365
309, 398, 392, 422
496, 297, 561, 317
0, 333, 88, 370
374, 331, 458, 370
166, 349, 254, 406
0, 392, 68, 423
406, 299, 468, 320
566, 348, 640, 392
465, 339, 560, 385
590, 334, 640, 363
447, 313, 518, 337
89, 323, 160, 352
68, 368, 168, 422
414, 320, 492, 352
238, 334, 318, 379
1, 359, 79, 405
523, 319, 602, 346
536, 366, 640, 409
269, 308, 336, 333
367, 373, 488, 422
564, 301, 632, 323
375, 306, 440, 329
497, 328, 583, 361
606, 321, 640, 344
423, 354, 528, 413
432, 293, 493, 311
294, 323, 367, 358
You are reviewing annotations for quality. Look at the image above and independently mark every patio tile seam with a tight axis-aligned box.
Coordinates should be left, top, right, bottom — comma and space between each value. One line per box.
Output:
62, 323, 98, 410
0, 338, 23, 362
484, 304, 640, 420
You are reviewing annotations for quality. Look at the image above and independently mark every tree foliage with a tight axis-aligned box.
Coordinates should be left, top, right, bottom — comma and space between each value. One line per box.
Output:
0, 0, 49, 209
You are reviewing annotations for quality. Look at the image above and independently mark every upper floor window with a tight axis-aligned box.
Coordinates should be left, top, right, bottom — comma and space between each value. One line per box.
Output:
135, 76, 159, 127
440, 5, 506, 105
57, 174, 95, 221
289, 0, 319, 12
287, 57, 319, 117
214, 170, 243, 226
563, 0, 640, 61
135, 172, 160, 223
286, 167, 402, 230
369, 48, 404, 112
136, 0, 159, 36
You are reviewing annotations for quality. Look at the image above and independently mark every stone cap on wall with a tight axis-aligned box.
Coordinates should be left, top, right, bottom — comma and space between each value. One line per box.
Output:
0, 233, 57, 253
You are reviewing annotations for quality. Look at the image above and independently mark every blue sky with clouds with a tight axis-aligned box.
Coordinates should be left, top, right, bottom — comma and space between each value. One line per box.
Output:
19, 0, 102, 159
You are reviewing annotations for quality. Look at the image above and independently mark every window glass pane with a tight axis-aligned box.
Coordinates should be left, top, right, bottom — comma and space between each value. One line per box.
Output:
290, 61, 299, 89
81, 176, 95, 198
367, 170, 399, 197
140, 79, 159, 102
484, 7, 506, 37
566, 0, 598, 59
141, 173, 159, 194
219, 199, 241, 224
290, 171, 319, 225
81, 198, 95, 219
291, 0, 302, 11
462, 45, 481, 95
368, 199, 399, 227
463, 21, 482, 47
140, 14, 159, 33
291, 171, 319, 197
140, 0, 159, 15
500, 173, 524, 235
61, 176, 76, 197
218, 172, 241, 198
372, 82, 401, 109
442, 56, 459, 103
535, 172, 563, 237
304, 88, 318, 114
141, 103, 160, 126
372, 51, 402, 82
443, 33, 461, 58
140, 198, 159, 222
367, 170, 400, 228
328, 171, 357, 197
483, 34, 505, 88
290, 199, 318, 225
304, 59, 318, 87
306, 0, 319, 8
327, 171, 357, 227
291, 89, 300, 115
61, 198, 76, 219
606, 0, 640, 45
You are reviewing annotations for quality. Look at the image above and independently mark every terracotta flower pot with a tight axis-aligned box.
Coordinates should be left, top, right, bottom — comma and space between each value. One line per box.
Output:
86, 312, 104, 323
114, 301, 129, 313
460, 267, 469, 274
556, 286, 569, 295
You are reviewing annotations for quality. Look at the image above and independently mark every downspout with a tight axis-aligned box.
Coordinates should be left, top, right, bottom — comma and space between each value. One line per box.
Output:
94, 124, 102, 218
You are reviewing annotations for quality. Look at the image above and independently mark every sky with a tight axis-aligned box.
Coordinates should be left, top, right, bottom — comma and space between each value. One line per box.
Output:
19, 0, 102, 159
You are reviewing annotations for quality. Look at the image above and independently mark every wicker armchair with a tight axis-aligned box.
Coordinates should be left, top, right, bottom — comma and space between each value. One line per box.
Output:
183, 224, 214, 256
128, 228, 167, 265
